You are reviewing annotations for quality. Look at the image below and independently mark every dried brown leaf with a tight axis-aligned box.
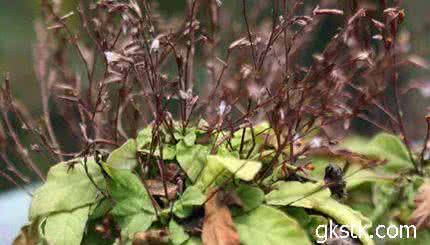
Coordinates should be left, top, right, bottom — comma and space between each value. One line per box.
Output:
202, 189, 240, 245
409, 183, 430, 229
144, 179, 178, 200
13, 225, 38, 245
132, 229, 169, 245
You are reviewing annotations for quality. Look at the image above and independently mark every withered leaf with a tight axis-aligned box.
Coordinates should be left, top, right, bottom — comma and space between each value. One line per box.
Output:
308, 146, 386, 168
409, 183, 430, 229
13, 224, 39, 245
133, 229, 169, 245
228, 37, 251, 50
145, 179, 178, 200
313, 6, 344, 16
202, 189, 240, 245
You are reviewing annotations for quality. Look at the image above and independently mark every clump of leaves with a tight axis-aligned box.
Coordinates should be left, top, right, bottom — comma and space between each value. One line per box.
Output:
11, 123, 401, 245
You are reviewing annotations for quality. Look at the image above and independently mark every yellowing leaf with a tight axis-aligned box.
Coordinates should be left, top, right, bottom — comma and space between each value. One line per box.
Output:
199, 155, 262, 187
212, 156, 262, 181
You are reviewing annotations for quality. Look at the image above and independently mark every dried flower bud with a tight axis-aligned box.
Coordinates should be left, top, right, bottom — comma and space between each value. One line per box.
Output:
313, 6, 344, 16
371, 19, 385, 31
229, 37, 251, 50
30, 144, 41, 152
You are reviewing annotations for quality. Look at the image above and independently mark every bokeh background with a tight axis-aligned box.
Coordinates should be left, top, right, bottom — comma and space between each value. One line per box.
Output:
1, 0, 430, 243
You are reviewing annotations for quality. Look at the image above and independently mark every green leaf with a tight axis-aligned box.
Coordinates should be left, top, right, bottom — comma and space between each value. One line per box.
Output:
44, 206, 90, 245
266, 181, 374, 245
284, 206, 311, 227
139, 145, 177, 160
111, 197, 148, 217
342, 133, 413, 172
173, 186, 206, 218
283, 206, 329, 242
35, 217, 47, 242
107, 168, 154, 214
216, 144, 240, 158
397, 230, 430, 244
234, 205, 311, 245
89, 198, 112, 220
107, 169, 157, 241
235, 184, 264, 212
169, 220, 189, 245
183, 237, 203, 245
176, 142, 209, 182
370, 133, 413, 171
371, 133, 410, 159
307, 215, 329, 241
107, 139, 137, 170
81, 226, 113, 245
346, 167, 395, 190
230, 122, 271, 149
183, 130, 197, 147
136, 126, 153, 151
370, 184, 398, 222
117, 211, 156, 241
303, 198, 374, 245
162, 144, 176, 160
30, 157, 105, 219
136, 125, 176, 160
